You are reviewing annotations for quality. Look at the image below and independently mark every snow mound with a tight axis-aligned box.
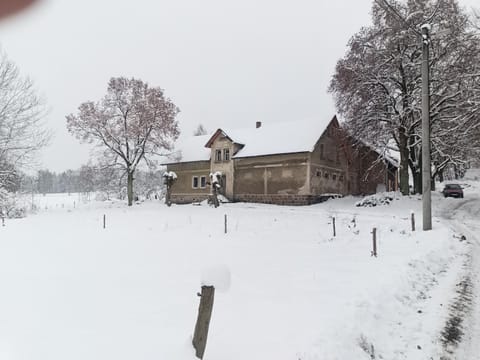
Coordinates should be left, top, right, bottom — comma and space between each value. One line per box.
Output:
201, 264, 231, 292
355, 192, 398, 207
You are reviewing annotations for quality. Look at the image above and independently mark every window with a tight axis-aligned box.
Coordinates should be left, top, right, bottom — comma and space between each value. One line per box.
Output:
200, 176, 206, 188
316, 169, 321, 177
215, 149, 222, 162
324, 172, 329, 179
223, 148, 230, 161
192, 176, 199, 188
333, 174, 337, 181
339, 175, 344, 182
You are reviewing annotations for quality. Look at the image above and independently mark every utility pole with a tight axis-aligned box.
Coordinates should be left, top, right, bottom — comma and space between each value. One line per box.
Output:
421, 24, 432, 231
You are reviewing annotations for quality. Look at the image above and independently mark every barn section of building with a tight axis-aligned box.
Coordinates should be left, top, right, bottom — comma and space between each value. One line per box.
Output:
163, 116, 398, 205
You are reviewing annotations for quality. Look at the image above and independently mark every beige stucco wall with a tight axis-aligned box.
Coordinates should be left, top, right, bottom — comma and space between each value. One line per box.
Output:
209, 136, 235, 198
167, 161, 210, 202
233, 153, 309, 196
308, 124, 353, 195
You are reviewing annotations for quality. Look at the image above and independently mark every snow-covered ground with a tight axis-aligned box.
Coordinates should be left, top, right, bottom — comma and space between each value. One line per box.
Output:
0, 174, 479, 360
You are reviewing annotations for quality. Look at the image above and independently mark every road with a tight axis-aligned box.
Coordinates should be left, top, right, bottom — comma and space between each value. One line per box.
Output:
436, 193, 480, 359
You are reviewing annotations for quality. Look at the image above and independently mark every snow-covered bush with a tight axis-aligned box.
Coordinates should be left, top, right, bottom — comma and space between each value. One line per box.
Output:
163, 171, 177, 206
355, 192, 399, 207
209, 171, 222, 190
0, 188, 27, 218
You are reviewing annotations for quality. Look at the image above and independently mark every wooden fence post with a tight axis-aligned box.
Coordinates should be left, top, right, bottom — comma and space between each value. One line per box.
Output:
103, 214, 106, 229
224, 214, 227, 234
193, 285, 215, 359
371, 227, 377, 257
411, 212, 415, 232
1, 217, 4, 227
332, 216, 336, 237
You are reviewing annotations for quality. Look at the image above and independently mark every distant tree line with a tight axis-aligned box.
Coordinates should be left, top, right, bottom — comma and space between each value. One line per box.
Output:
14, 165, 165, 199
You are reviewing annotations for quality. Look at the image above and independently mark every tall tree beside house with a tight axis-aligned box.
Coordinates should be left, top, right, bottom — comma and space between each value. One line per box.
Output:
329, 0, 480, 195
66, 77, 180, 206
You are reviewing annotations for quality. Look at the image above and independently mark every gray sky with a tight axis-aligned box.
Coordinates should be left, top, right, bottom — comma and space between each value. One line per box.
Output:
0, 0, 477, 172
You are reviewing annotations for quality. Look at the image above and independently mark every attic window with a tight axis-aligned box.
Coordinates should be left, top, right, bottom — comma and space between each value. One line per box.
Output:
316, 169, 321, 177
223, 148, 230, 161
324, 172, 329, 179
332, 174, 337, 181
215, 149, 222, 162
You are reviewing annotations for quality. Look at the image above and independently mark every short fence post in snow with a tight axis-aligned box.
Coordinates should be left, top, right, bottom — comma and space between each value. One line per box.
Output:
332, 216, 336, 237
371, 227, 377, 257
73, 201, 76, 209
192, 285, 215, 359
1, 217, 4, 227
224, 214, 227, 234
103, 214, 106, 229
411, 212, 415, 232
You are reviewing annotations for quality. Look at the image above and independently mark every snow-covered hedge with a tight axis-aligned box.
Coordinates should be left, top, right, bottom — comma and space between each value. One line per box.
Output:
355, 192, 399, 207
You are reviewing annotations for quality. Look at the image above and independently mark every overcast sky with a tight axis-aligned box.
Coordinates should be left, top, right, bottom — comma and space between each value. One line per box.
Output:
0, 0, 477, 172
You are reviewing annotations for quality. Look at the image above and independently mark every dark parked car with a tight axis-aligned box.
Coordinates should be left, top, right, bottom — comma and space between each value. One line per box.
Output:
442, 184, 464, 198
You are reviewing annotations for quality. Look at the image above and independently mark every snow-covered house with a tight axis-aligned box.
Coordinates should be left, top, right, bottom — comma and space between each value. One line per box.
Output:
164, 116, 398, 205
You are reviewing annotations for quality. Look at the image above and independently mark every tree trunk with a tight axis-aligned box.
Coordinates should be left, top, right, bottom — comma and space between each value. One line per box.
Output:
192, 286, 215, 359
438, 168, 444, 183
413, 154, 422, 194
165, 184, 172, 207
211, 186, 219, 208
127, 170, 134, 206
454, 164, 460, 179
398, 128, 410, 195
413, 170, 422, 194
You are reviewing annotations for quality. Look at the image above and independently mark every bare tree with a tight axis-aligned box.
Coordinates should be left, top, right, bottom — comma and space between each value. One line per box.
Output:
193, 124, 208, 136
0, 51, 50, 191
329, 0, 480, 194
66, 77, 180, 206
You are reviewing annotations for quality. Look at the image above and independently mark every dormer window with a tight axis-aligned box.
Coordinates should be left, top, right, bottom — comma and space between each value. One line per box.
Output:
223, 148, 230, 161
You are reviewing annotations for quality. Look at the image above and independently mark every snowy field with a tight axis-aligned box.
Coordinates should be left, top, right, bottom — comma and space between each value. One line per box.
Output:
1, 175, 479, 360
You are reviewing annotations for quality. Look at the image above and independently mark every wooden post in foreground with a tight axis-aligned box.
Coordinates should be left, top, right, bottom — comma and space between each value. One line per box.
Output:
224, 214, 227, 234
411, 212, 415, 232
371, 227, 377, 257
193, 285, 215, 359
332, 217, 336, 237
103, 214, 106, 229
1, 217, 4, 227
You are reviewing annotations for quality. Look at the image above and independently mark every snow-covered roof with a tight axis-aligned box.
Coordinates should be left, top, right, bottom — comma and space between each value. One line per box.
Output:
166, 116, 336, 164
225, 117, 335, 158
165, 133, 211, 164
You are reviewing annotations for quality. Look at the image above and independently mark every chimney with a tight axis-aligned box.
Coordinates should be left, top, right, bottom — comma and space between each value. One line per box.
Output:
256, 121, 262, 129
